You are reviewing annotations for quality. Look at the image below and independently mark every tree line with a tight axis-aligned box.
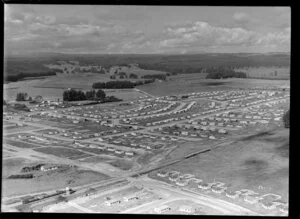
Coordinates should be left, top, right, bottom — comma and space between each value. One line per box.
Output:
63, 89, 106, 101
92, 79, 155, 89
205, 67, 247, 79
4, 71, 57, 83
141, 74, 167, 80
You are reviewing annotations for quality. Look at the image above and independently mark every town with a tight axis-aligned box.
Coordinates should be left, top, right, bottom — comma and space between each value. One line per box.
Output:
3, 86, 289, 215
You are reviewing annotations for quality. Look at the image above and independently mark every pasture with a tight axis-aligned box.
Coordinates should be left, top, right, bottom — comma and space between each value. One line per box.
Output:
234, 67, 290, 80
138, 75, 290, 96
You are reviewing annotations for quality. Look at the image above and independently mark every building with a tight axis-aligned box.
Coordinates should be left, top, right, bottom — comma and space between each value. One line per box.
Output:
34, 95, 43, 103
157, 171, 168, 177
212, 186, 226, 194
261, 201, 276, 210
244, 195, 261, 204
154, 205, 171, 213
178, 205, 194, 214
123, 194, 139, 202
225, 190, 240, 199
125, 151, 134, 156
104, 199, 121, 206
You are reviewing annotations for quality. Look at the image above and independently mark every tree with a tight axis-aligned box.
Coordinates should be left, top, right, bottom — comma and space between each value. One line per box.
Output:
96, 89, 106, 100
16, 92, 28, 101
85, 90, 96, 100
56, 195, 67, 203
129, 73, 138, 79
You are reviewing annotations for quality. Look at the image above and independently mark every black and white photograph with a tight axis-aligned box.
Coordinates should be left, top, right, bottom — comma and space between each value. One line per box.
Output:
3, 4, 290, 215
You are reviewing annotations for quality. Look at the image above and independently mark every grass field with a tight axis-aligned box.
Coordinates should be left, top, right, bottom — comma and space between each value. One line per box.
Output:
2, 157, 31, 178
33, 147, 89, 159
4, 139, 41, 149
234, 67, 290, 79
163, 127, 289, 201
138, 76, 290, 96
108, 159, 133, 171
2, 165, 110, 197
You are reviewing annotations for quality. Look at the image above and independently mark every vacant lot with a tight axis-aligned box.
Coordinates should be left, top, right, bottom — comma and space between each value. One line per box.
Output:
4, 139, 41, 149
33, 147, 89, 159
163, 127, 289, 201
2, 165, 110, 197
2, 157, 30, 178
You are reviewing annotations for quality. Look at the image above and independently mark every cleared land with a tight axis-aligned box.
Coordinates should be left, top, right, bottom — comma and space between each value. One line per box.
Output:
2, 157, 110, 197
159, 127, 289, 201
138, 76, 290, 97
234, 67, 290, 80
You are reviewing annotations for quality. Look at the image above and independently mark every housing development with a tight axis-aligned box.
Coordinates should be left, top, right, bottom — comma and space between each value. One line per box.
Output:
3, 86, 289, 215
3, 5, 290, 216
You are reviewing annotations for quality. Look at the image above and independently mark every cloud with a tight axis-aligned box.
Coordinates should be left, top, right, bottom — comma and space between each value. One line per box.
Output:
233, 12, 249, 21
159, 21, 290, 52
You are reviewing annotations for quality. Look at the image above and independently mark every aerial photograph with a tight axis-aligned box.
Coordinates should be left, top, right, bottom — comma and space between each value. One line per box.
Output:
2, 5, 290, 215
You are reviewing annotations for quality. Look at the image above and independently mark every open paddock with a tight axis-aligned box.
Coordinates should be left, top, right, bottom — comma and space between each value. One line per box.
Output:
139, 76, 289, 97
33, 147, 89, 159
4, 139, 42, 149
153, 127, 289, 203
2, 165, 110, 198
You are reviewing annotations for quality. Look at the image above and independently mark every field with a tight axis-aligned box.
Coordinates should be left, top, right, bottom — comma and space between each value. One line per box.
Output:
138, 75, 290, 96
33, 147, 92, 160
3, 73, 151, 101
4, 53, 290, 77
234, 67, 290, 79
4, 139, 41, 149
158, 126, 289, 201
2, 157, 110, 197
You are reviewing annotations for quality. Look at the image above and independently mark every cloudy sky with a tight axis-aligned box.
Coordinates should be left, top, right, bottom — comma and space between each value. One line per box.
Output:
4, 5, 291, 55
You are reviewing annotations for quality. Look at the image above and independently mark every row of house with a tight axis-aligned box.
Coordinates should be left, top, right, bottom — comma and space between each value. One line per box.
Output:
156, 170, 287, 213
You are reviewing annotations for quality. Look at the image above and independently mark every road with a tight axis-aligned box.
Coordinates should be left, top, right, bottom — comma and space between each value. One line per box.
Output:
122, 176, 260, 215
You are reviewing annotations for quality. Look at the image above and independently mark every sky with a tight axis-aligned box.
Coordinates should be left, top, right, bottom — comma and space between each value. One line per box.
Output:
4, 5, 291, 55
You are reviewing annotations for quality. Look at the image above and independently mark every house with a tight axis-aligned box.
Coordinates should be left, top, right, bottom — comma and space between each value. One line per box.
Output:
225, 190, 241, 199
261, 201, 277, 210
115, 150, 124, 155
104, 199, 121, 206
34, 95, 43, 103
212, 186, 226, 194
123, 194, 139, 202
178, 205, 194, 214
198, 182, 210, 190
154, 205, 171, 213
218, 129, 227, 134
244, 195, 261, 204
125, 151, 134, 156
176, 179, 189, 186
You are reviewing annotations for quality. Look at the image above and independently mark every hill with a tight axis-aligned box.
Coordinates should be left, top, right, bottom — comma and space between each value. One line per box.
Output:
4, 53, 290, 77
